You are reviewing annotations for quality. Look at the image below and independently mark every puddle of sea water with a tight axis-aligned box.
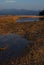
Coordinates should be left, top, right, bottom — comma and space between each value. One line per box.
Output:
0, 34, 31, 60
16, 18, 39, 22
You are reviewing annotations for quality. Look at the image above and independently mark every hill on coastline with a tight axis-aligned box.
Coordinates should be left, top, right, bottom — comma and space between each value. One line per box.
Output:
0, 9, 39, 15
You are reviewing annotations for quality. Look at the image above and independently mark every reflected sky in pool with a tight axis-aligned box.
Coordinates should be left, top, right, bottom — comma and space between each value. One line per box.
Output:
16, 18, 39, 22
0, 34, 30, 60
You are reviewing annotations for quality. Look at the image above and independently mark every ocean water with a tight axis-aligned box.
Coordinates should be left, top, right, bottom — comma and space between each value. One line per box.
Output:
16, 18, 39, 22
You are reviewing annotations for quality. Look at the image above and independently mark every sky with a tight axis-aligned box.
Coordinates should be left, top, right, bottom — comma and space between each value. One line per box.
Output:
0, 0, 44, 10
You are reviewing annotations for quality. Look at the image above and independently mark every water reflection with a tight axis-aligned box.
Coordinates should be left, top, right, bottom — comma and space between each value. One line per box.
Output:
16, 18, 39, 22
0, 34, 29, 60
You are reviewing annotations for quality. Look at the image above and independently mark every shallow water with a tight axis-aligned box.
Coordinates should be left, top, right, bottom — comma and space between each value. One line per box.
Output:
0, 34, 30, 60
16, 18, 39, 22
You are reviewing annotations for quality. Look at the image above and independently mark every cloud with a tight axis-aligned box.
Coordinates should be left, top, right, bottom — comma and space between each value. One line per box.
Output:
5, 0, 16, 3
0, 0, 16, 4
